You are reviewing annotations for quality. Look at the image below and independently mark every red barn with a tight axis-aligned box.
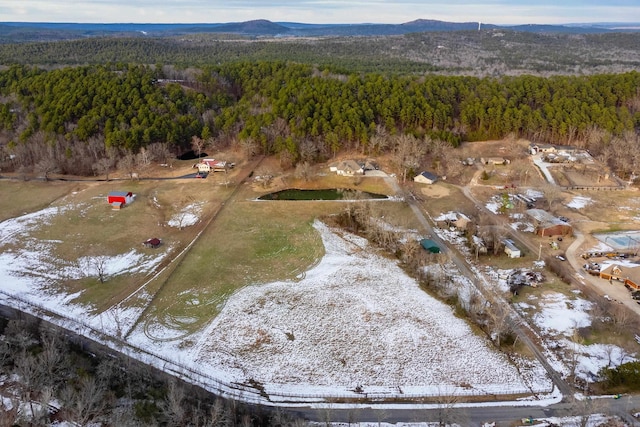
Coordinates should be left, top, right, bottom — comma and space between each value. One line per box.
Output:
108, 191, 133, 209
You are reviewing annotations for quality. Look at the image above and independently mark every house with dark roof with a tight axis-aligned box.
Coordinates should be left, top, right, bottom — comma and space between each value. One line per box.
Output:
414, 171, 438, 185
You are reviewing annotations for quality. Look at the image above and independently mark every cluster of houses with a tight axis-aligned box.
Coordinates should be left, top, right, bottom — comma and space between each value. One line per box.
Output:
529, 143, 592, 164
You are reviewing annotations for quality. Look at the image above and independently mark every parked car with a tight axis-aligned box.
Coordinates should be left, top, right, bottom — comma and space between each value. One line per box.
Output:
556, 255, 566, 261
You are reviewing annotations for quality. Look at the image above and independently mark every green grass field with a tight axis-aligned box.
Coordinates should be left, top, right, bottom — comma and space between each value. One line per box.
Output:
0, 165, 400, 332
136, 174, 406, 336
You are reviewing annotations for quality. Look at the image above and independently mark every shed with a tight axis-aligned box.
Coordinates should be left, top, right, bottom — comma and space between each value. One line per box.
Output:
414, 171, 438, 185
143, 238, 162, 249
107, 191, 133, 207
420, 239, 441, 253
503, 239, 521, 258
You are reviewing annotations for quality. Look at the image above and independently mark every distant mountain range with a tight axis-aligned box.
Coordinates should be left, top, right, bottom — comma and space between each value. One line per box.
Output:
1, 19, 639, 43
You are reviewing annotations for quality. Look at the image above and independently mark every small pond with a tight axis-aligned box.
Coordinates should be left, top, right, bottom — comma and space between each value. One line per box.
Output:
258, 188, 388, 201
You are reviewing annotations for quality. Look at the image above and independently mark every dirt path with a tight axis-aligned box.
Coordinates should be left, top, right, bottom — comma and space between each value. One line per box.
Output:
121, 156, 266, 339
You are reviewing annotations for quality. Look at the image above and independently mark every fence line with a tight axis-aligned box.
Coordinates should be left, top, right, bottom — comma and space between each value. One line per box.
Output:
0, 291, 553, 405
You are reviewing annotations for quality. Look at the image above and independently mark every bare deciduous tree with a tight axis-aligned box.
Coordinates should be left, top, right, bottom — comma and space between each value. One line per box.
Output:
35, 156, 59, 181
485, 297, 512, 348
84, 254, 109, 283
60, 376, 108, 426
368, 124, 391, 155
191, 135, 206, 159
294, 161, 314, 182
93, 157, 115, 181
118, 150, 137, 180
160, 380, 187, 426
393, 134, 426, 182
541, 182, 562, 212
136, 146, 153, 173
239, 137, 259, 159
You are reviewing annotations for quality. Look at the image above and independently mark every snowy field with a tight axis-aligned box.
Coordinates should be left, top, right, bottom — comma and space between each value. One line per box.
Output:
185, 221, 545, 397
0, 202, 553, 401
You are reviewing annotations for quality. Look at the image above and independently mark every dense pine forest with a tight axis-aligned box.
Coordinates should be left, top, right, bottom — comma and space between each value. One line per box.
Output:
1, 61, 639, 178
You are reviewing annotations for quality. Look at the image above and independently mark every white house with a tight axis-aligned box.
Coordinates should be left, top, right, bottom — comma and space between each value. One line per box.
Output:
503, 239, 521, 258
329, 160, 364, 176
414, 171, 438, 185
197, 159, 228, 173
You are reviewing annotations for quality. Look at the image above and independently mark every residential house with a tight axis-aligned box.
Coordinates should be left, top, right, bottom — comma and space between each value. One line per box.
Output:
503, 239, 521, 258
529, 143, 558, 155
599, 263, 640, 290
413, 171, 438, 185
329, 160, 364, 176
526, 209, 573, 237
198, 158, 229, 173
438, 212, 472, 231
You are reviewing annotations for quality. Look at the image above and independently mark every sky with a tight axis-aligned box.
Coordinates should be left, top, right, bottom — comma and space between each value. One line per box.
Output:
1, 0, 639, 25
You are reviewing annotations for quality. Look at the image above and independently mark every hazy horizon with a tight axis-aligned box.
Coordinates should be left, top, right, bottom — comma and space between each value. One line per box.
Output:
2, 1, 639, 26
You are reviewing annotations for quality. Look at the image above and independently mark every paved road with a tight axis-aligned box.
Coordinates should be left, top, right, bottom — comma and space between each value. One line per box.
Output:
400, 178, 574, 399
284, 393, 640, 426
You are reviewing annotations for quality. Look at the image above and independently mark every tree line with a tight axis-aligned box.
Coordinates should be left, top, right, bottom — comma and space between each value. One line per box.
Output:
0, 316, 306, 426
0, 62, 639, 178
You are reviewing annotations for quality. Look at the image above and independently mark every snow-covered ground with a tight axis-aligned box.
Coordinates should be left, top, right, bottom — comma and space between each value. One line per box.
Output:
183, 221, 543, 397
3, 193, 635, 411
566, 196, 593, 210
0, 202, 553, 402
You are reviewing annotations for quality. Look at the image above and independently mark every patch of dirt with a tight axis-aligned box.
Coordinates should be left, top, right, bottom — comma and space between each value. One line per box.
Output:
419, 184, 450, 198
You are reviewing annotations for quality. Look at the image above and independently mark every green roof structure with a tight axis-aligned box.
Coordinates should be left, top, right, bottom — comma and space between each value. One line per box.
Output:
420, 239, 440, 253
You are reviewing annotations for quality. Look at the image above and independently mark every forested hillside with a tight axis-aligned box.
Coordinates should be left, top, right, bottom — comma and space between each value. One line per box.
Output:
0, 31, 639, 75
1, 62, 639, 178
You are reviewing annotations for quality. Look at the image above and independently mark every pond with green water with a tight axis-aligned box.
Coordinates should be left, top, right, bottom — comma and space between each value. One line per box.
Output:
258, 188, 388, 201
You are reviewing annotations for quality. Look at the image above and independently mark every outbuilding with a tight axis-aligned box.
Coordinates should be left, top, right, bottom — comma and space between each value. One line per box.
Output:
503, 239, 521, 258
143, 238, 162, 249
107, 191, 133, 209
526, 209, 572, 237
420, 239, 441, 253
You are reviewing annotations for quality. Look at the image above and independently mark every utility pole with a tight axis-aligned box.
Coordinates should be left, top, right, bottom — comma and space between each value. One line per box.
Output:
538, 243, 542, 261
